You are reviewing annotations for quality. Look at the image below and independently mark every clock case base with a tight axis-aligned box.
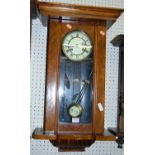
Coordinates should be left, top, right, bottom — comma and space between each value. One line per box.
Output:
51, 139, 95, 152
32, 128, 116, 152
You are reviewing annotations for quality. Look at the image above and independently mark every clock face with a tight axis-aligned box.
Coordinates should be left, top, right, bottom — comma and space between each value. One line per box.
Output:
62, 30, 93, 61
68, 104, 83, 118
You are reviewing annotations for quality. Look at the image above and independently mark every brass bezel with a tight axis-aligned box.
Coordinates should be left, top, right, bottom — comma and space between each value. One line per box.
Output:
62, 30, 93, 62
67, 103, 83, 118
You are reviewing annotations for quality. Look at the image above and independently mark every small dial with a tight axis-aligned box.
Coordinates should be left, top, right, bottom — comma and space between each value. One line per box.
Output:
62, 30, 93, 61
68, 104, 83, 118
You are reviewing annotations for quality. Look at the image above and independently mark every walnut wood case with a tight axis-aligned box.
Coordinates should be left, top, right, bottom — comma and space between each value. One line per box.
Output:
32, 2, 123, 152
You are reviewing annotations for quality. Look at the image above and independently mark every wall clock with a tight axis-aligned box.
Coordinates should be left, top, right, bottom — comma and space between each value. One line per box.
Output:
32, 2, 123, 152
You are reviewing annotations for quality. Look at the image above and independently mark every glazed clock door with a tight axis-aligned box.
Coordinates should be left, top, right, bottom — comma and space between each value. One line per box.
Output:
44, 19, 106, 136
58, 22, 95, 134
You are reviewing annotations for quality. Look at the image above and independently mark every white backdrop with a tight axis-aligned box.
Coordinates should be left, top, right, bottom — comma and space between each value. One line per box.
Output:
37, 0, 123, 8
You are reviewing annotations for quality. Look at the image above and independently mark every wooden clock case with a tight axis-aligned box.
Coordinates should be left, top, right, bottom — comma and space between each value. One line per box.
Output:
32, 2, 123, 152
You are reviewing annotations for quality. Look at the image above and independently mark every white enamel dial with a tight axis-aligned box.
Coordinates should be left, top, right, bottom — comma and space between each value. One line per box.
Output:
68, 104, 83, 117
62, 30, 93, 61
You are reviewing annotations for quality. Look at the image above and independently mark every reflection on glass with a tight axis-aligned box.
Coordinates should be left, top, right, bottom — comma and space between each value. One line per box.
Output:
58, 55, 93, 123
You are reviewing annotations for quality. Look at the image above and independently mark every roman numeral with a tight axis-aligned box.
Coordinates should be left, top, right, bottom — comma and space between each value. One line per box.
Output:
82, 48, 88, 53
66, 48, 73, 53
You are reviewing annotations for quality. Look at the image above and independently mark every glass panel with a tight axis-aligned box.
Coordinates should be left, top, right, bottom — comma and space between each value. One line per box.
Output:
58, 56, 93, 123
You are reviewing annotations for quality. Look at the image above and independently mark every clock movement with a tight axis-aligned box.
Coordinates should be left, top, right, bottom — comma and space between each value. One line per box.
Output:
32, 2, 123, 152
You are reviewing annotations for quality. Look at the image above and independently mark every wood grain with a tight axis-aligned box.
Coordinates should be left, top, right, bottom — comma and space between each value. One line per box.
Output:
51, 138, 95, 152
44, 19, 61, 131
32, 128, 116, 141
93, 21, 106, 135
59, 123, 92, 134
38, 2, 123, 21
32, 128, 56, 140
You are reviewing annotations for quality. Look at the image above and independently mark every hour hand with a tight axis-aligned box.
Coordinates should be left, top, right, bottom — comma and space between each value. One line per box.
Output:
63, 44, 92, 49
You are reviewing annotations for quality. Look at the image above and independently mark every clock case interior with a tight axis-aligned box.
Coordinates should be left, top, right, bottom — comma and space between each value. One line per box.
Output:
32, 2, 124, 152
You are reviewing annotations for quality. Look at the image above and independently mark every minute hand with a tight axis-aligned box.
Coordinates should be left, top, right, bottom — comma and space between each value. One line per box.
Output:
63, 44, 92, 49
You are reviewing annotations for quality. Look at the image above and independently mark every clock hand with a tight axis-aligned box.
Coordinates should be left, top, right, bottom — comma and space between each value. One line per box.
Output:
63, 44, 92, 49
